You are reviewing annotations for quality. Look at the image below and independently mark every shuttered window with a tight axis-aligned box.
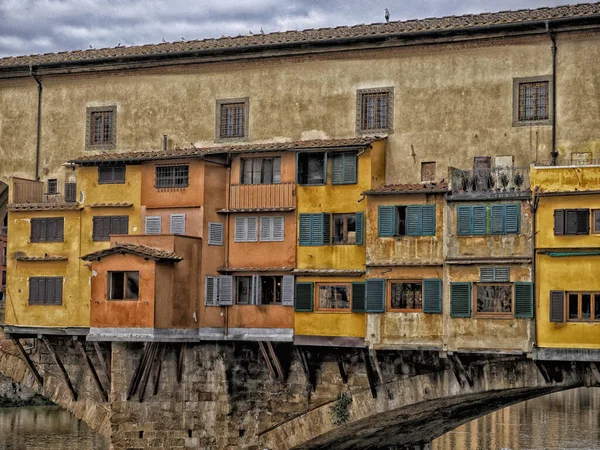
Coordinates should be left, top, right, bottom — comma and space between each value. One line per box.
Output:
92, 216, 128, 241
480, 267, 510, 282
550, 290, 565, 322
295, 282, 314, 312
297, 152, 327, 185
234, 217, 258, 242
208, 222, 224, 246
450, 282, 471, 318
514, 282, 534, 318
378, 205, 435, 237
351, 282, 366, 312
554, 209, 589, 235
145, 216, 161, 235
281, 275, 295, 306
457, 204, 520, 236
331, 152, 357, 184
332, 213, 363, 245
31, 218, 64, 243
170, 214, 186, 235
98, 166, 125, 184
298, 213, 331, 246
423, 278, 442, 314
260, 216, 284, 242
204, 276, 219, 306
365, 278, 385, 312
491, 204, 520, 235
218, 275, 233, 306
29, 277, 63, 305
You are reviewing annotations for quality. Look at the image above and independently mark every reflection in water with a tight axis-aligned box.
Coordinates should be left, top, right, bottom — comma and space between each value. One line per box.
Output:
0, 406, 108, 450
433, 387, 600, 450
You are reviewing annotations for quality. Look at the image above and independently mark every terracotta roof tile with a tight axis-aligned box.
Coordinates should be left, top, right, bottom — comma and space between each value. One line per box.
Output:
69, 137, 381, 165
1, 3, 599, 68
8, 203, 81, 211
81, 243, 182, 262
87, 202, 133, 208
218, 267, 294, 273
15, 254, 68, 262
292, 269, 365, 277
364, 181, 449, 195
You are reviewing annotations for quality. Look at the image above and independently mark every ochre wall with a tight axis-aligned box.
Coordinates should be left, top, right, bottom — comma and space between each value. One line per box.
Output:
141, 159, 204, 209
531, 166, 600, 193
140, 206, 203, 237
227, 305, 294, 329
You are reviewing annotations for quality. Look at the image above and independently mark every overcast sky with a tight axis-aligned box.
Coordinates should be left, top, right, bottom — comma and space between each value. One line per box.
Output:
0, 0, 583, 58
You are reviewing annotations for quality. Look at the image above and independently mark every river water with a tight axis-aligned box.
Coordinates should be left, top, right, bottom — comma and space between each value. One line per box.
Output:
0, 387, 598, 449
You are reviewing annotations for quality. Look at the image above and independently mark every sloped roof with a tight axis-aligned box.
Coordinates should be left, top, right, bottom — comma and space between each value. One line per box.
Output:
81, 243, 182, 262
8, 203, 81, 211
1, 3, 599, 69
364, 181, 449, 195
69, 137, 380, 165
15, 255, 68, 262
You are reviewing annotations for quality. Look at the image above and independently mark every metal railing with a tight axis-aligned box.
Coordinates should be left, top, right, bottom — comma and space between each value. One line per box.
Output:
229, 182, 295, 210
450, 167, 530, 197
11, 179, 77, 204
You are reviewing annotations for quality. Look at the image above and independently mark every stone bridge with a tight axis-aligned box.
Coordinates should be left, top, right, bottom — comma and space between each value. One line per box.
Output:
0, 330, 597, 450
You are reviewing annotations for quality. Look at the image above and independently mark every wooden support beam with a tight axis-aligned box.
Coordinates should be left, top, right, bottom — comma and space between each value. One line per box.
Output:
296, 346, 315, 392
176, 343, 186, 384
93, 342, 111, 385
535, 361, 551, 383
370, 349, 392, 399
337, 351, 348, 384
138, 343, 159, 402
452, 354, 473, 388
592, 363, 600, 385
42, 337, 77, 401
75, 339, 108, 402
258, 342, 277, 379
127, 343, 150, 400
361, 348, 377, 399
266, 342, 284, 380
13, 338, 43, 387
153, 344, 166, 396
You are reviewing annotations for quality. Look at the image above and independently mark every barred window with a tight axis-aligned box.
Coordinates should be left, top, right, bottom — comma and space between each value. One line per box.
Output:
155, 165, 189, 189
357, 88, 394, 133
518, 81, 549, 121
86, 106, 116, 149
217, 98, 248, 140
47, 179, 57, 195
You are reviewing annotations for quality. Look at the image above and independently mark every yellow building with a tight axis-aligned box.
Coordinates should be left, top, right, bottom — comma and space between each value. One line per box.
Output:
293, 138, 385, 347
531, 165, 600, 354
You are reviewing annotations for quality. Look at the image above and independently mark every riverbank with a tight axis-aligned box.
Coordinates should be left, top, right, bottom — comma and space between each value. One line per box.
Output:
0, 372, 53, 408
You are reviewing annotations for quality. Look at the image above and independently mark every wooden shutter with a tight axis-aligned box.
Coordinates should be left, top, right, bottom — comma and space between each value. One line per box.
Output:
38, 277, 47, 305
494, 267, 510, 282
480, 267, 495, 282
351, 282, 366, 312
218, 275, 233, 306
450, 282, 471, 318
549, 290, 565, 323
331, 152, 357, 184
355, 212, 364, 245
260, 216, 273, 242
55, 218, 64, 242
565, 209, 578, 235
281, 275, 295, 306
331, 153, 344, 184
92, 217, 102, 241
576, 209, 590, 235
247, 217, 258, 242
309, 214, 323, 245
295, 282, 314, 312
378, 206, 395, 237
98, 167, 112, 183
457, 206, 472, 236
170, 213, 186, 235
490, 205, 505, 234
322, 213, 331, 245
421, 205, 436, 236
505, 204, 520, 234
299, 214, 312, 246
31, 219, 40, 242
322, 152, 328, 184
343, 152, 357, 184
272, 216, 284, 242
29, 277, 40, 305
145, 216, 162, 234
514, 282, 534, 318
423, 278, 442, 314
365, 278, 385, 313
208, 222, 223, 246
38, 219, 47, 242
251, 275, 261, 305
114, 166, 126, 183
554, 209, 565, 235
472, 206, 487, 235
205, 276, 216, 306
406, 205, 421, 236
234, 217, 247, 242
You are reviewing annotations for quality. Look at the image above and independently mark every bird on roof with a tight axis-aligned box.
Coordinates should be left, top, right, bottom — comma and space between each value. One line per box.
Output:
260, 27, 264, 34
249, 30, 253, 35
180, 35, 185, 41
88, 44, 93, 49
161, 37, 167, 43
116, 40, 121, 47
385, 8, 390, 22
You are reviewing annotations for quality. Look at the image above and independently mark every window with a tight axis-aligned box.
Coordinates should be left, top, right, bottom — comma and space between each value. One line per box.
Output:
513, 77, 552, 126
333, 214, 357, 245
170, 214, 186, 235
31, 218, 64, 243
260, 276, 283, 305
1, 246, 6, 266
217, 98, 248, 140
475, 284, 513, 316
155, 165, 189, 189
241, 158, 281, 184
208, 222, 224, 245
554, 209, 589, 235
47, 179, 57, 195
108, 271, 139, 300
357, 88, 394, 133
232, 275, 290, 305
234, 217, 258, 242
298, 213, 331, 246
260, 216, 284, 242
566, 292, 600, 322
594, 210, 600, 234
92, 216, 128, 241
297, 153, 326, 185
331, 152, 357, 185
98, 166, 125, 184
86, 106, 116, 149
317, 283, 351, 310
390, 282, 423, 311
421, 162, 436, 183
145, 216, 161, 234
457, 204, 520, 236
29, 277, 62, 305
236, 276, 252, 304
378, 205, 436, 237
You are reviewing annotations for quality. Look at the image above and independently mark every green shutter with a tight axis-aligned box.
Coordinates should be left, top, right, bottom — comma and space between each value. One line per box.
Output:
323, 152, 328, 184
406, 205, 422, 236
450, 282, 471, 318
322, 213, 331, 245
423, 278, 442, 314
311, 214, 324, 246
472, 206, 487, 235
295, 282, 314, 312
299, 214, 312, 246
505, 204, 520, 234
378, 206, 395, 237
490, 205, 505, 234
550, 290, 565, 323
514, 282, 534, 318
351, 282, 366, 312
355, 212, 364, 245
457, 206, 472, 235
331, 153, 344, 184
421, 205, 436, 236
331, 152, 357, 184
343, 152, 357, 184
365, 279, 385, 313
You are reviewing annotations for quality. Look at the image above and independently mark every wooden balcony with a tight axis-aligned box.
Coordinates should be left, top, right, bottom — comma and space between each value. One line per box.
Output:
10, 178, 77, 205
229, 182, 295, 211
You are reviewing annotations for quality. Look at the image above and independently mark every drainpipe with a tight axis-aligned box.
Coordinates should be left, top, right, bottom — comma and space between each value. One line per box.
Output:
224, 154, 232, 336
29, 66, 42, 180
546, 22, 558, 165
530, 187, 540, 351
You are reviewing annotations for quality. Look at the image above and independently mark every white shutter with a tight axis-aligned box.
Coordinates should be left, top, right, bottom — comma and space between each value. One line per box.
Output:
272, 216, 284, 242
282, 275, 295, 306
204, 276, 216, 306
170, 214, 186, 235
247, 217, 258, 242
208, 222, 224, 246
234, 217, 247, 242
218, 275, 233, 306
145, 216, 161, 234
260, 217, 273, 242
252, 275, 262, 305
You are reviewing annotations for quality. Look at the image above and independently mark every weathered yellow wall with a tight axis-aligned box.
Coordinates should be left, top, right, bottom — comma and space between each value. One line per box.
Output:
536, 254, 600, 348
531, 166, 600, 193
4, 210, 89, 327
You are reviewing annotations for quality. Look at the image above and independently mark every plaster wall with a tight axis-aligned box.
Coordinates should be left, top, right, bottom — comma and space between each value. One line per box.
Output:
229, 152, 296, 184
531, 166, 600, 193
140, 206, 203, 237
141, 159, 204, 209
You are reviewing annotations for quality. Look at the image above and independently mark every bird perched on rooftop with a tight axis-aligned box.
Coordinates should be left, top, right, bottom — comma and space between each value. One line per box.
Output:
88, 44, 93, 49
161, 37, 167, 43
385, 8, 390, 22
180, 35, 185, 41
249, 30, 253, 35
260, 27, 264, 34
116, 40, 121, 47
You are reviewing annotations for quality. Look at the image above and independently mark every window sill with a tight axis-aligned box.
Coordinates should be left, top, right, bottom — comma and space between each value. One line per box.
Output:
512, 119, 553, 127
389, 309, 424, 313
472, 314, 516, 319
86, 144, 117, 151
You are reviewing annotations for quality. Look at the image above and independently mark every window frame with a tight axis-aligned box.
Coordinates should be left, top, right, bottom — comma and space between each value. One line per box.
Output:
315, 282, 352, 312
240, 157, 281, 185
30, 217, 64, 243
512, 76, 553, 127
388, 280, 424, 312
92, 215, 129, 242
565, 291, 600, 322
259, 275, 283, 305
28, 276, 63, 306
107, 271, 140, 301
356, 87, 394, 134
260, 216, 284, 242
594, 210, 600, 234
98, 165, 126, 184
216, 97, 249, 141
332, 213, 357, 245
86, 106, 117, 150
296, 152, 327, 186
154, 164, 189, 189
473, 282, 514, 318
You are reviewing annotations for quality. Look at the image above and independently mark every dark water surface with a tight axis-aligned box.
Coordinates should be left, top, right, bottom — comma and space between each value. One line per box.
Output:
0, 388, 599, 449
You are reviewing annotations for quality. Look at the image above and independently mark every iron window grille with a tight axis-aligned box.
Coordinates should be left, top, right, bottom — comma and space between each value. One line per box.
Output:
356, 88, 394, 134
46, 179, 58, 195
155, 165, 189, 189
86, 106, 117, 150
519, 81, 549, 121
216, 98, 249, 140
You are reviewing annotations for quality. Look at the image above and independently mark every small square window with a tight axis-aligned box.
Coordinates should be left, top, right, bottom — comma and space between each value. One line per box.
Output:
421, 162, 436, 183
317, 283, 351, 310
47, 179, 58, 195
475, 283, 512, 317
513, 77, 552, 126
297, 153, 326, 185
241, 157, 281, 184
216, 98, 249, 140
98, 166, 126, 184
86, 106, 117, 150
356, 88, 394, 134
155, 165, 189, 189
389, 281, 423, 311
333, 213, 357, 245
108, 271, 139, 300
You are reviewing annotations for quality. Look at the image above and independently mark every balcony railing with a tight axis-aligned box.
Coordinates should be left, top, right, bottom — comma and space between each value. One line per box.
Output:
229, 182, 295, 210
450, 166, 530, 199
11, 179, 77, 204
